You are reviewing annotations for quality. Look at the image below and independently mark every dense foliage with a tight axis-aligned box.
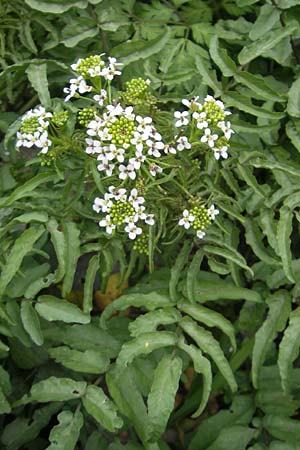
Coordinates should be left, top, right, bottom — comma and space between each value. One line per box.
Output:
1, 0, 300, 449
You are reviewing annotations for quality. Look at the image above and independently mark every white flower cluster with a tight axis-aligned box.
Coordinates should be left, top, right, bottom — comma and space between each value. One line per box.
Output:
174, 95, 234, 160
85, 103, 168, 180
16, 106, 52, 154
63, 54, 122, 102
178, 204, 219, 239
93, 187, 154, 240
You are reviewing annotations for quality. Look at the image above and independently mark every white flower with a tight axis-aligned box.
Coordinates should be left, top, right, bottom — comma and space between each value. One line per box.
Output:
213, 146, 228, 160
35, 132, 52, 153
182, 96, 200, 109
98, 128, 112, 141
87, 118, 103, 137
131, 132, 145, 152
108, 186, 127, 201
22, 131, 41, 148
197, 230, 205, 239
144, 214, 155, 226
136, 115, 152, 133
93, 195, 113, 213
93, 89, 107, 106
16, 132, 29, 148
176, 136, 191, 152
107, 103, 123, 116
99, 215, 116, 234
201, 128, 218, 148
164, 144, 177, 155
125, 222, 142, 240
217, 121, 234, 139
97, 161, 115, 176
63, 76, 92, 101
149, 164, 163, 177
207, 204, 219, 220
129, 150, 146, 170
146, 140, 164, 158
129, 189, 145, 210
178, 209, 195, 229
85, 138, 102, 154
144, 126, 161, 141
124, 106, 135, 120
174, 110, 189, 127
119, 164, 136, 180
193, 111, 208, 130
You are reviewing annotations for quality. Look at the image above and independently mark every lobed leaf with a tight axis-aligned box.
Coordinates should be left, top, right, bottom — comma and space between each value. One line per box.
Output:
46, 410, 83, 450
277, 206, 295, 283
36, 295, 90, 324
20, 301, 44, 346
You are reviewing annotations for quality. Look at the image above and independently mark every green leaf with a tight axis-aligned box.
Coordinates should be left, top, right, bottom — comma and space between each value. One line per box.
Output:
62, 222, 81, 297
183, 273, 261, 303
106, 366, 149, 443
286, 120, 300, 152
204, 425, 257, 450
20, 301, 44, 346
178, 301, 236, 352
0, 172, 59, 207
203, 244, 253, 276
148, 355, 182, 441
0, 365, 12, 396
36, 295, 90, 324
238, 23, 298, 65
0, 225, 44, 299
180, 317, 237, 392
249, 4, 281, 41
129, 308, 181, 337
237, 164, 266, 198
169, 240, 192, 302
287, 76, 300, 118
25, 63, 50, 108
48, 346, 109, 374
0, 388, 11, 414
278, 307, 300, 394
82, 385, 123, 432
24, 0, 88, 13
46, 410, 83, 450
277, 206, 295, 283
113, 28, 171, 66
22, 377, 87, 404
83, 255, 99, 315
252, 291, 291, 388
263, 415, 300, 442
116, 331, 178, 367
100, 292, 173, 329
1, 403, 60, 450
209, 36, 237, 77
223, 92, 284, 119
194, 55, 222, 96
186, 249, 204, 303
178, 337, 212, 417
235, 71, 284, 102
244, 218, 281, 266
62, 27, 98, 48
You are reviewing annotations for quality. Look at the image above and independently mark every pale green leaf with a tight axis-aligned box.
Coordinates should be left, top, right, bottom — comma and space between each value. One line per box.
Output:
20, 301, 44, 346
238, 23, 298, 65
244, 218, 281, 266
277, 206, 295, 283
24, 0, 88, 13
21, 377, 87, 404
62, 221, 80, 297
286, 120, 300, 152
128, 308, 181, 337
186, 249, 204, 303
203, 244, 253, 276
235, 72, 284, 102
100, 292, 173, 329
287, 76, 300, 118
205, 425, 258, 450
194, 55, 222, 97
0, 225, 44, 299
116, 331, 178, 367
169, 240, 193, 301
36, 295, 90, 324
209, 36, 237, 77
180, 317, 237, 392
178, 301, 236, 352
278, 307, 300, 394
113, 29, 171, 66
46, 410, 83, 450
263, 415, 300, 442
82, 385, 123, 432
48, 346, 109, 374
25, 63, 50, 108
106, 366, 149, 443
223, 92, 284, 119
249, 4, 281, 41
252, 291, 291, 388
178, 337, 212, 417
0, 388, 11, 414
148, 355, 182, 441
83, 255, 99, 315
